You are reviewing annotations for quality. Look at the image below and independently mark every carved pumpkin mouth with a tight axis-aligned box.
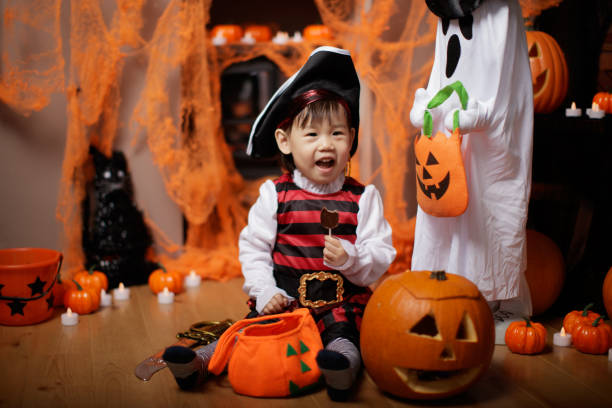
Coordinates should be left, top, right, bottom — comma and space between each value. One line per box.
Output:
416, 172, 450, 200
532, 69, 548, 97
394, 365, 483, 394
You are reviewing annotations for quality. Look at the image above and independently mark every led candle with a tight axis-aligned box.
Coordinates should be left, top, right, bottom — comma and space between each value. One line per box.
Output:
565, 101, 581, 117
553, 326, 572, 347
113, 282, 130, 301
157, 287, 174, 304
100, 289, 112, 307
212, 31, 227, 46
272, 31, 289, 45
587, 102, 605, 119
61, 307, 79, 326
241, 32, 255, 45
184, 270, 202, 288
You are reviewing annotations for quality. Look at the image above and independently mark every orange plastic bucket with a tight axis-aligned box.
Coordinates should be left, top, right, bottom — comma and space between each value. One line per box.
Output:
0, 248, 63, 325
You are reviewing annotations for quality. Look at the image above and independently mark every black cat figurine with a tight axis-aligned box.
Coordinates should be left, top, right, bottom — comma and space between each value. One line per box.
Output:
82, 146, 156, 289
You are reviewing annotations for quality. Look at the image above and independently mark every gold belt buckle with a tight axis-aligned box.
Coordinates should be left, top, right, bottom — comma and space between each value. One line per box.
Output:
298, 271, 344, 308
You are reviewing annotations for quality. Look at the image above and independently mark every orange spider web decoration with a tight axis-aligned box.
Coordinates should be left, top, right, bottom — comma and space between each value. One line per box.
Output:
1, 0, 559, 281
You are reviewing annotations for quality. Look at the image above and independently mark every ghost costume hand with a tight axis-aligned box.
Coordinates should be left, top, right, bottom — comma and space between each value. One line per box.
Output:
444, 99, 492, 133
410, 88, 434, 129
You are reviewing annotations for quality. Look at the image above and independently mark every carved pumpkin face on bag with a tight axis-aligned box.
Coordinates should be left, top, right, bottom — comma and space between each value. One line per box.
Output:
415, 81, 469, 217
361, 270, 494, 399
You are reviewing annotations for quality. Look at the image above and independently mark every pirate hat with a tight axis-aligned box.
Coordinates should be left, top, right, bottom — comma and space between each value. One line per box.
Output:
425, 0, 486, 19
246, 46, 360, 158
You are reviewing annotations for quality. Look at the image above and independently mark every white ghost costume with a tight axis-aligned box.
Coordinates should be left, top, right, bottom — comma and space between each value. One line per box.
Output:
410, 0, 533, 316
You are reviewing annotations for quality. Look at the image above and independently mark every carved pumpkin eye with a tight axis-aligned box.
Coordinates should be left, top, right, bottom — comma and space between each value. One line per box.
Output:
456, 313, 478, 342
410, 314, 440, 339
528, 42, 540, 58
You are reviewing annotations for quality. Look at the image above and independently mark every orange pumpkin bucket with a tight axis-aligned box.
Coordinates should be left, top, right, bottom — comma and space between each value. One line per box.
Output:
415, 81, 469, 217
0, 248, 63, 326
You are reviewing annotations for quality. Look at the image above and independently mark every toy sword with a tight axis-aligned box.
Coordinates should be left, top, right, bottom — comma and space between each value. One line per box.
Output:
134, 319, 232, 381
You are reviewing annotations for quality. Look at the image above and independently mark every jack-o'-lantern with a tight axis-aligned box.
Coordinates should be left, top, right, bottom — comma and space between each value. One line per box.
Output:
361, 270, 494, 400
525, 30, 568, 113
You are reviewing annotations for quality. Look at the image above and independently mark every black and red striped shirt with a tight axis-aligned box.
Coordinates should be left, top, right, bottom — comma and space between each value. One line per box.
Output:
272, 173, 366, 298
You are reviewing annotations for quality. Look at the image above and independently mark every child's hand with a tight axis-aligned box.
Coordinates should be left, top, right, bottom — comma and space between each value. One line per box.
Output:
323, 236, 349, 267
262, 293, 288, 315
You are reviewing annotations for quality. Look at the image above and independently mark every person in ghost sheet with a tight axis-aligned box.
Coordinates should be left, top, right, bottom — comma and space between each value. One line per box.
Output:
409, 0, 534, 343
162, 47, 396, 400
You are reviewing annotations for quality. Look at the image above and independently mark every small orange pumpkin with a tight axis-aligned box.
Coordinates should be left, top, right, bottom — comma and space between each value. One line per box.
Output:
210, 25, 243, 43
74, 265, 108, 295
562, 303, 600, 336
504, 317, 547, 355
603, 267, 612, 321
593, 92, 612, 113
244, 25, 272, 42
303, 25, 334, 42
572, 316, 612, 355
525, 30, 568, 113
148, 264, 183, 294
524, 230, 565, 315
63, 280, 100, 314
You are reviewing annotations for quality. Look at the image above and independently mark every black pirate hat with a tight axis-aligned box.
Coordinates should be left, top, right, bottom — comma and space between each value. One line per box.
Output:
425, 0, 486, 19
246, 46, 360, 158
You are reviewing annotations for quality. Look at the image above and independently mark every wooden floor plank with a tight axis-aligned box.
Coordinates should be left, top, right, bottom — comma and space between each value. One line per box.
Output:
2, 278, 612, 408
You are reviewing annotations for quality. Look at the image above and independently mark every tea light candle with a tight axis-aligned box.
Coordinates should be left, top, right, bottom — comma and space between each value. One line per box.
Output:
553, 327, 572, 347
565, 101, 581, 117
212, 31, 227, 46
113, 282, 130, 301
157, 287, 174, 304
292, 31, 303, 43
61, 307, 79, 326
184, 270, 202, 288
587, 102, 605, 119
272, 31, 289, 45
241, 32, 255, 45
100, 289, 112, 307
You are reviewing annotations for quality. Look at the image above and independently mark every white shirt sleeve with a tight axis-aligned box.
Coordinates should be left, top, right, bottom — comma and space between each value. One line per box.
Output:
325, 185, 396, 287
239, 180, 293, 314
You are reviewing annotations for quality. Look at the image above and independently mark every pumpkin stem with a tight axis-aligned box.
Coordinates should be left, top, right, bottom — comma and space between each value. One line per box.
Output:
72, 279, 83, 291
582, 303, 594, 316
429, 270, 447, 281
523, 317, 532, 327
592, 316, 605, 327
88, 265, 97, 275
157, 263, 168, 274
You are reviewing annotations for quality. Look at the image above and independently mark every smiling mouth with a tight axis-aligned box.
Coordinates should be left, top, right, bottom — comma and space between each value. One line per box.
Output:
316, 159, 335, 169
394, 366, 483, 394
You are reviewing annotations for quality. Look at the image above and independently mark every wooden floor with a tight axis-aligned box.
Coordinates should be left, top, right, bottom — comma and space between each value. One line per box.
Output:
2, 278, 612, 408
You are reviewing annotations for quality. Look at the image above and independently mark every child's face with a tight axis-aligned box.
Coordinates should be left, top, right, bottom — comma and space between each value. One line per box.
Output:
275, 108, 354, 185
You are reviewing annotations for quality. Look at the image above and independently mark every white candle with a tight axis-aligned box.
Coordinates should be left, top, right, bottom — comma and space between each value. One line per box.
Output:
113, 282, 130, 301
608, 348, 612, 362
212, 32, 227, 46
272, 31, 289, 45
553, 327, 572, 347
565, 101, 582, 117
241, 32, 255, 45
587, 102, 605, 119
157, 287, 174, 304
291, 31, 303, 43
61, 307, 79, 326
100, 289, 112, 307
184, 270, 202, 288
